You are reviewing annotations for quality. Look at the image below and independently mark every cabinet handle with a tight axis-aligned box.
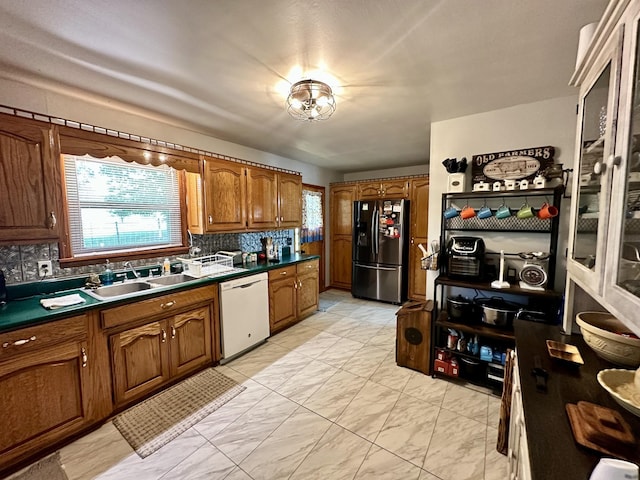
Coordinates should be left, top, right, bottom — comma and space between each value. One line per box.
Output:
280, 216, 284, 222
161, 329, 167, 343
411, 237, 414, 245
49, 212, 57, 229
280, 271, 288, 275
161, 300, 176, 309
610, 155, 622, 167
294, 281, 298, 289
208, 215, 213, 224
593, 160, 606, 175
3, 335, 37, 348
171, 326, 176, 339
298, 280, 302, 288
81, 347, 88, 367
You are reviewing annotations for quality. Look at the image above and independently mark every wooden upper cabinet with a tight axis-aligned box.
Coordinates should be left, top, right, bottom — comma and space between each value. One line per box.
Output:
185, 171, 204, 235
0, 114, 63, 243
357, 179, 409, 199
203, 158, 247, 231
278, 173, 302, 228
330, 184, 356, 236
246, 167, 278, 229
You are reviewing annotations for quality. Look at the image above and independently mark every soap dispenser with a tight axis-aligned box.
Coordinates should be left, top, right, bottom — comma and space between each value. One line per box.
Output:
101, 259, 115, 286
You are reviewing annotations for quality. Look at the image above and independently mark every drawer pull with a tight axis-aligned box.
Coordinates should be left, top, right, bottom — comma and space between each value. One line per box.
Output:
161, 300, 176, 309
279, 271, 287, 275
3, 335, 37, 348
81, 347, 88, 367
161, 329, 167, 343
171, 326, 176, 339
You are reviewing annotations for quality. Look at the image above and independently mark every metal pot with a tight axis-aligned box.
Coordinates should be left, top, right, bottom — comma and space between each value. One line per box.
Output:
475, 298, 519, 327
446, 295, 475, 322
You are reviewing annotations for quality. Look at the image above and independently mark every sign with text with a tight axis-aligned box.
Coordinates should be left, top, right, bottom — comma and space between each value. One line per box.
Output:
471, 146, 555, 185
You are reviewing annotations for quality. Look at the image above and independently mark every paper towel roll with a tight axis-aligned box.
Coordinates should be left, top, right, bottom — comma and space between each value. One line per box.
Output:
576, 22, 598, 69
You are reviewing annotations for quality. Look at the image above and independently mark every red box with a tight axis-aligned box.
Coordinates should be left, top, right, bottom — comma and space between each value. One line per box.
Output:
436, 349, 448, 361
449, 359, 459, 377
434, 359, 450, 375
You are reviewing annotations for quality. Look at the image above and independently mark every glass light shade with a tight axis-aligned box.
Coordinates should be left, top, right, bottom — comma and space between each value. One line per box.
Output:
286, 79, 336, 121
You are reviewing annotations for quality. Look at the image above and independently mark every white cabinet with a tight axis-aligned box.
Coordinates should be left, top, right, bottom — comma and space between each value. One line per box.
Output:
507, 353, 531, 480
566, 0, 640, 336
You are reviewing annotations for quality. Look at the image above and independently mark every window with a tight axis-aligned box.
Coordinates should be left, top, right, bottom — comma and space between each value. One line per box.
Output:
301, 188, 323, 243
64, 154, 183, 258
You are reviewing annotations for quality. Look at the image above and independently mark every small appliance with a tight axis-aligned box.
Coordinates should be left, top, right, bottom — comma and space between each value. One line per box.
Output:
446, 236, 485, 279
518, 252, 549, 289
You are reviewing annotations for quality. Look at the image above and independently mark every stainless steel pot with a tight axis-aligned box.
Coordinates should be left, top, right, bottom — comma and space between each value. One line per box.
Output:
475, 298, 519, 327
446, 295, 475, 322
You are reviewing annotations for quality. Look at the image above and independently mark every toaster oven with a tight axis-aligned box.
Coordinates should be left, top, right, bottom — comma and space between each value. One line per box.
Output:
446, 236, 485, 279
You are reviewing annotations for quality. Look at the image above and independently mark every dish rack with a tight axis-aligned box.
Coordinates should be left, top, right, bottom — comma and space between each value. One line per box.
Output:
178, 254, 241, 278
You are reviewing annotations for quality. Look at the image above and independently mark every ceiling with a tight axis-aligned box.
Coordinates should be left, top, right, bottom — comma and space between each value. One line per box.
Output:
0, 0, 608, 172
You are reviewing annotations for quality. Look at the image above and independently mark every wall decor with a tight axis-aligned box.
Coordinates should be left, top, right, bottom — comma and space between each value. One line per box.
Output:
471, 146, 555, 188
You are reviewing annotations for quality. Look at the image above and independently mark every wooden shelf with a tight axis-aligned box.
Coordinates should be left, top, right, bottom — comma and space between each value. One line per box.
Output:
436, 313, 515, 341
435, 275, 561, 299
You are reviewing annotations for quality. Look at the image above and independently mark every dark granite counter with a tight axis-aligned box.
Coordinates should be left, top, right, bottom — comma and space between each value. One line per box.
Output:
0, 254, 319, 333
514, 319, 640, 479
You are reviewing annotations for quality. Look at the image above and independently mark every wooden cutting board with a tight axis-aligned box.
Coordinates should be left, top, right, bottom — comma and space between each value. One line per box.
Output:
566, 401, 636, 461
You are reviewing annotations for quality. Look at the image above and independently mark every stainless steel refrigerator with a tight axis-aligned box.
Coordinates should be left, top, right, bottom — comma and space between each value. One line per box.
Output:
352, 199, 409, 304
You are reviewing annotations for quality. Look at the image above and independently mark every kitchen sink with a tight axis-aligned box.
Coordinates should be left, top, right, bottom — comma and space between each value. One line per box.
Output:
147, 274, 198, 286
85, 281, 153, 299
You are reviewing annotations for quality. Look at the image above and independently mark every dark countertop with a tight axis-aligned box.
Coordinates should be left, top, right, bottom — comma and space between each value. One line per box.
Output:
514, 319, 640, 479
0, 254, 319, 333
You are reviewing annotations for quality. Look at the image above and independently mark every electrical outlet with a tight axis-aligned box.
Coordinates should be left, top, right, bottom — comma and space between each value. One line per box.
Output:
38, 260, 52, 277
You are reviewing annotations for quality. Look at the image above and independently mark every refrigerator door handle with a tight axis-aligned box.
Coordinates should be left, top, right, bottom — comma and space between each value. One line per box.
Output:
373, 208, 379, 255
355, 263, 397, 271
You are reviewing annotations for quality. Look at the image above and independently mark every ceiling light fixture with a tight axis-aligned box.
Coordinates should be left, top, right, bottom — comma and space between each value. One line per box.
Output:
286, 79, 336, 121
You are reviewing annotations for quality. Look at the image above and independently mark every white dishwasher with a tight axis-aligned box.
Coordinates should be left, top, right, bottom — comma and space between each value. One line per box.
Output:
219, 272, 270, 363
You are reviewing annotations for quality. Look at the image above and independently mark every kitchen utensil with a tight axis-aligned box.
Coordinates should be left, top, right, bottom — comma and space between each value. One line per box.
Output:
537, 202, 558, 219
576, 312, 640, 367
460, 205, 476, 219
477, 204, 492, 219
446, 295, 475, 322
589, 459, 639, 480
475, 297, 520, 327
516, 203, 535, 219
597, 369, 640, 417
443, 205, 460, 219
491, 249, 510, 289
546, 340, 584, 364
495, 203, 511, 219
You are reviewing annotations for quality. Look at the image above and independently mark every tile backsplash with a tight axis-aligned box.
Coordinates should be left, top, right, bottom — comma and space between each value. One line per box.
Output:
0, 229, 294, 285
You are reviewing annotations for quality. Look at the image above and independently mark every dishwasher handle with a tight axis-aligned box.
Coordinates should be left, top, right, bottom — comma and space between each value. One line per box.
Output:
229, 279, 265, 290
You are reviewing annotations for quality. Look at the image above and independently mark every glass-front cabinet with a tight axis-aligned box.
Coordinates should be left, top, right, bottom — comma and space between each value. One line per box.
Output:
566, 0, 640, 336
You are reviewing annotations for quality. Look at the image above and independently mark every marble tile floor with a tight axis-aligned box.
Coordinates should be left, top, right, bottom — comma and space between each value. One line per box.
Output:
11, 290, 508, 480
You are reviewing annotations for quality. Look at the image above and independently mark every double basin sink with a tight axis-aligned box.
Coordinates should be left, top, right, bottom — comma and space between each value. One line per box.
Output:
85, 274, 199, 301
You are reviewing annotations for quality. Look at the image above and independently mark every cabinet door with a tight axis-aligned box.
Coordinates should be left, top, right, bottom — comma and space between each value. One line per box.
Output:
269, 274, 297, 334
358, 182, 382, 199
0, 340, 89, 460
408, 178, 429, 300
278, 173, 302, 228
297, 260, 319, 319
382, 180, 409, 198
170, 306, 212, 378
111, 320, 170, 406
247, 167, 278, 229
203, 158, 246, 231
0, 114, 62, 242
330, 184, 356, 236
330, 235, 353, 289
567, 30, 623, 295
185, 171, 204, 235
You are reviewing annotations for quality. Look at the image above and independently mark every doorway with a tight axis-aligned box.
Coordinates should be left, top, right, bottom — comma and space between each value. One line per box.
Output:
301, 184, 326, 292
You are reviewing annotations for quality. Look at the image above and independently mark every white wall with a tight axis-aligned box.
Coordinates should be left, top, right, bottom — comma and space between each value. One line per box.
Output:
343, 164, 429, 182
427, 95, 579, 299
0, 77, 343, 286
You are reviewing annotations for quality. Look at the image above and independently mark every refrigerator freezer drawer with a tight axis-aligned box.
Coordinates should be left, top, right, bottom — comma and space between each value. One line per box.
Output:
352, 263, 403, 304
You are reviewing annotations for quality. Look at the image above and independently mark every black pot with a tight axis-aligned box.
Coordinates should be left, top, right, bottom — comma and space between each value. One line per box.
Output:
475, 298, 520, 327
447, 295, 476, 322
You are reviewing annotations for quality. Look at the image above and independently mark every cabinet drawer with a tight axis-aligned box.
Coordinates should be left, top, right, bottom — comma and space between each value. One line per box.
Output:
0, 314, 87, 360
297, 259, 319, 275
268, 265, 296, 280
101, 285, 216, 329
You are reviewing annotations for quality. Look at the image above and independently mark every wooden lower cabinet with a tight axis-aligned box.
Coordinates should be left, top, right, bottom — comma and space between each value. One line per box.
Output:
268, 260, 319, 334
0, 316, 92, 470
170, 306, 212, 377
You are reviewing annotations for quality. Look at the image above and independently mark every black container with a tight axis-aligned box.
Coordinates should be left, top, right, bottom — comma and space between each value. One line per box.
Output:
446, 295, 477, 322
458, 356, 485, 382
0, 270, 6, 305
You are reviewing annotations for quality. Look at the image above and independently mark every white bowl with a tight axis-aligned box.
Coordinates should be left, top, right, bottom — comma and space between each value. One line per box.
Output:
589, 458, 639, 480
576, 312, 640, 367
597, 369, 640, 418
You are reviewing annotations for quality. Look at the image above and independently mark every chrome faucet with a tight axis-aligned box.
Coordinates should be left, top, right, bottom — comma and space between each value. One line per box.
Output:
123, 261, 140, 279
